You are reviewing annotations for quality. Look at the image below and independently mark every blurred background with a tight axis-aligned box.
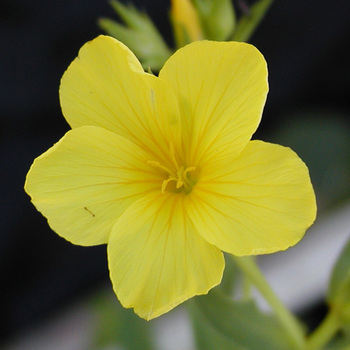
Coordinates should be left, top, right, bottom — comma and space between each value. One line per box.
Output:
1, 0, 350, 348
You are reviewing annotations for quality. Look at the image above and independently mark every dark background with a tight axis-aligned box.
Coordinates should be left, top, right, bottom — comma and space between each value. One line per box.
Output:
1, 0, 350, 343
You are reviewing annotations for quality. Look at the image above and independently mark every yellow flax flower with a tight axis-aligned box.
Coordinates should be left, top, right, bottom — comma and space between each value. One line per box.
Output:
170, 0, 203, 46
25, 36, 316, 320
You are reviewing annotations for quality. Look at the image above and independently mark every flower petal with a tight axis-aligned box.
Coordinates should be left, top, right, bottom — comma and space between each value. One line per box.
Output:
107, 192, 224, 320
60, 35, 182, 162
188, 140, 317, 255
25, 126, 161, 246
159, 40, 268, 166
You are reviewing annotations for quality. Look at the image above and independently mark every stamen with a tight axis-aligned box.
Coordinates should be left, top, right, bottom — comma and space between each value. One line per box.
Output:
161, 176, 177, 194
147, 160, 173, 175
147, 149, 196, 194
183, 166, 196, 178
176, 179, 183, 189
169, 142, 180, 169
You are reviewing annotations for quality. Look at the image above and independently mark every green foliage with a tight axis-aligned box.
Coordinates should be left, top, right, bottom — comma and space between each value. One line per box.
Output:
218, 254, 241, 295
90, 289, 153, 350
269, 110, 350, 210
325, 334, 350, 350
189, 288, 296, 350
99, 0, 172, 71
328, 237, 350, 328
232, 0, 274, 42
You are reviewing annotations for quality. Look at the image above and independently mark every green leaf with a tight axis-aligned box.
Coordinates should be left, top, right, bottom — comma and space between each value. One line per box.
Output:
328, 236, 350, 328
190, 305, 246, 350
325, 332, 350, 349
218, 253, 241, 296
98, 1, 172, 71
109, 0, 146, 30
90, 289, 153, 350
189, 288, 295, 350
232, 0, 274, 42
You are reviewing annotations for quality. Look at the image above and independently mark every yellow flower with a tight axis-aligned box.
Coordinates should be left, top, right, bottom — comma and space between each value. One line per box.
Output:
25, 36, 316, 320
170, 0, 203, 46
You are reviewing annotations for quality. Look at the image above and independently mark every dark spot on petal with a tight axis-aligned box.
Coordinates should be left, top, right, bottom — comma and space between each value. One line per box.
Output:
84, 206, 95, 217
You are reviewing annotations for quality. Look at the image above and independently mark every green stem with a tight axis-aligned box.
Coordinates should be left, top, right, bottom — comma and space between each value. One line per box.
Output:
232, 0, 274, 42
305, 310, 340, 350
232, 256, 305, 349
242, 273, 252, 300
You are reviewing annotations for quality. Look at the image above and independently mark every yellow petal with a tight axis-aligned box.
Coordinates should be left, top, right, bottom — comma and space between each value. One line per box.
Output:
107, 192, 224, 320
60, 35, 182, 163
159, 40, 268, 167
25, 126, 161, 246
188, 140, 317, 255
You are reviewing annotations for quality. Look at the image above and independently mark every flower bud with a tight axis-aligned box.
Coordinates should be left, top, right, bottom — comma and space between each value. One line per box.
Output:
99, 0, 172, 71
170, 0, 203, 47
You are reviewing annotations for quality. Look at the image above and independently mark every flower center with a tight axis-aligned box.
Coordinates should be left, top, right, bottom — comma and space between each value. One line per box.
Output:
147, 143, 196, 194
